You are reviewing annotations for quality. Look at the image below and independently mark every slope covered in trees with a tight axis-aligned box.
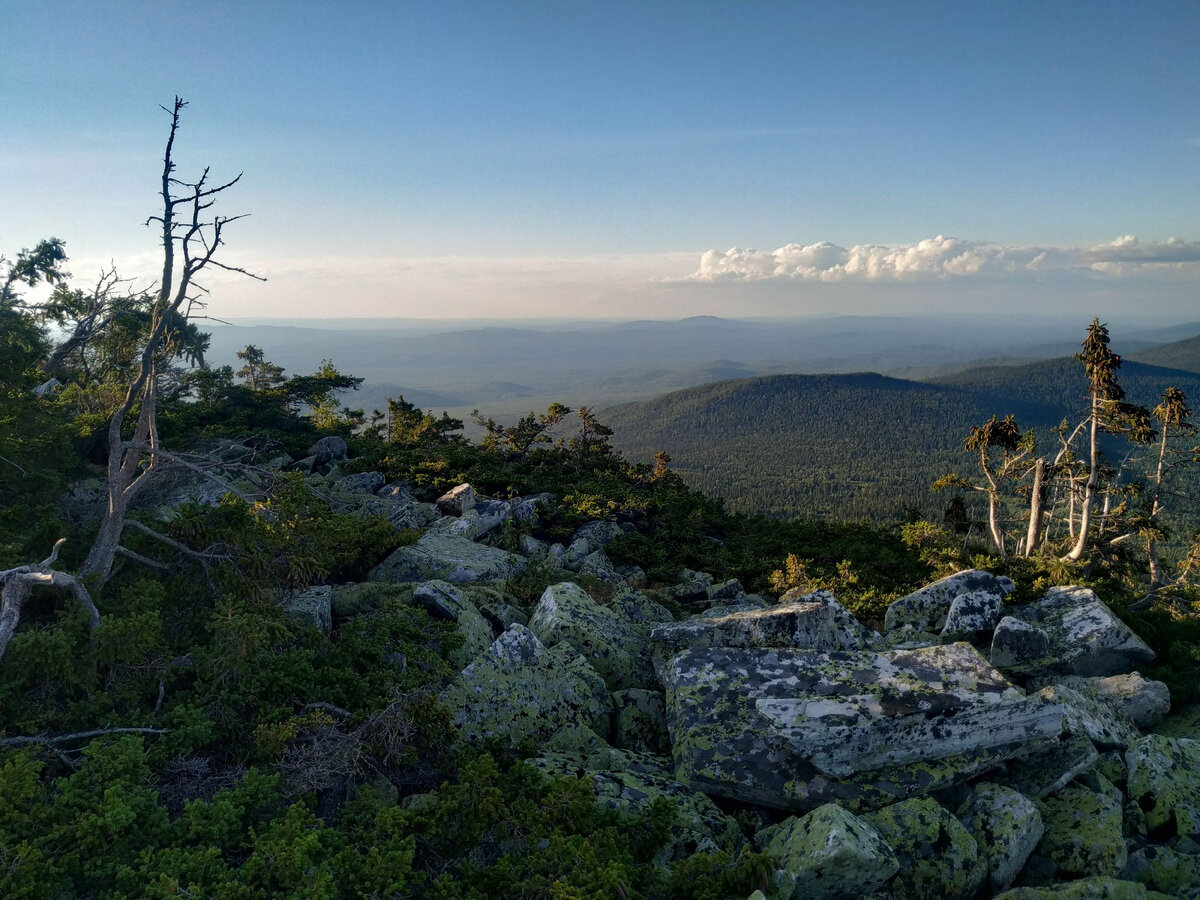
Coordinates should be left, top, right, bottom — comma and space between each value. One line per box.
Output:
604, 359, 1200, 526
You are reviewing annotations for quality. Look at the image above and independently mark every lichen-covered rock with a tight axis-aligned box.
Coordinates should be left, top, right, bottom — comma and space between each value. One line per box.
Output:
1036, 683, 1141, 750
1037, 785, 1128, 878
877, 624, 943, 650
308, 434, 348, 463
441, 624, 611, 747
479, 601, 527, 632
788, 589, 880, 650
612, 688, 669, 755
999, 732, 1100, 798
369, 532, 525, 584
412, 580, 494, 668
884, 569, 1013, 633
334, 471, 385, 494
611, 587, 674, 629
942, 589, 1004, 639
518, 534, 548, 559
995, 876, 1162, 899
1125, 734, 1200, 837
956, 782, 1044, 892
862, 797, 984, 899
649, 601, 839, 679
764, 803, 898, 899
579, 549, 624, 584
992, 616, 1052, 669
999, 587, 1155, 677
282, 585, 332, 634
1122, 845, 1200, 898
529, 582, 653, 691
435, 483, 475, 516
664, 643, 1063, 812
1053, 673, 1171, 729
709, 578, 745, 602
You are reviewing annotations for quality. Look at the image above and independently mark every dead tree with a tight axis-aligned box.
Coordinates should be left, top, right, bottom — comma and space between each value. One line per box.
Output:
0, 540, 99, 663
81, 97, 263, 585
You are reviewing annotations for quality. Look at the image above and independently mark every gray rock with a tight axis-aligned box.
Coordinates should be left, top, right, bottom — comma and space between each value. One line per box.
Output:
412, 580, 494, 668
999, 732, 1100, 799
369, 532, 525, 584
611, 587, 674, 629
571, 520, 628, 549
786, 589, 880, 649
470, 498, 511, 536
334, 471, 385, 494
518, 534, 548, 559
862, 797, 986, 899
33, 377, 62, 396
479, 601, 527, 632
579, 549, 624, 584
992, 615, 1052, 669
511, 493, 552, 524
1125, 734, 1200, 837
664, 643, 1063, 812
529, 582, 653, 691
1053, 673, 1172, 729
878, 624, 943, 650
649, 601, 840, 680
1036, 683, 1140, 750
765, 803, 899, 900
999, 587, 1155, 677
1122, 845, 1200, 899
612, 688, 669, 755
708, 578, 745, 602
308, 435, 348, 462
884, 569, 1012, 633
435, 483, 475, 516
1037, 785, 1128, 878
957, 782, 1044, 893
563, 538, 591, 570
375, 480, 415, 501
942, 589, 1005, 639
441, 625, 611, 747
282, 585, 332, 634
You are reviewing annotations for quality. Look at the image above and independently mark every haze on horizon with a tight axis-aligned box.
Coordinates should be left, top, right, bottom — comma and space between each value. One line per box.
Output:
4, 1, 1200, 322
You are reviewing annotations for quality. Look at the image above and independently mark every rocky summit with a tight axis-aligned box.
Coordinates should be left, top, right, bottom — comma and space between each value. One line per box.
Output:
391, 488, 1190, 897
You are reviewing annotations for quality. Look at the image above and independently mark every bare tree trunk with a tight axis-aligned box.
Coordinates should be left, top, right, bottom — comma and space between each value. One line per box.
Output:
1024, 457, 1047, 557
1064, 400, 1100, 561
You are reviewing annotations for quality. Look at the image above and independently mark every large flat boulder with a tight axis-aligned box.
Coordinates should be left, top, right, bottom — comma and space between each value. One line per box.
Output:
664, 643, 1063, 812
884, 569, 1013, 633
994, 587, 1155, 678
369, 531, 525, 584
1052, 673, 1171, 729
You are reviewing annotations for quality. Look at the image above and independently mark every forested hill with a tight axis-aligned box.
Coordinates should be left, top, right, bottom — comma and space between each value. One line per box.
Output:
603, 360, 1200, 522
1127, 332, 1200, 373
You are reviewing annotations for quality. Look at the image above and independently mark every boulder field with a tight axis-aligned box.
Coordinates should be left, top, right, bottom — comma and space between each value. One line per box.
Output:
99, 454, 1197, 899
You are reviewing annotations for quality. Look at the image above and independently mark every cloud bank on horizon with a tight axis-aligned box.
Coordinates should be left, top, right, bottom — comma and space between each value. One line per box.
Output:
682, 235, 1200, 284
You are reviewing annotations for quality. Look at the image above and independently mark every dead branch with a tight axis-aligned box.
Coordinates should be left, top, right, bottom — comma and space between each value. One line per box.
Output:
1, 540, 99, 663
0, 726, 168, 750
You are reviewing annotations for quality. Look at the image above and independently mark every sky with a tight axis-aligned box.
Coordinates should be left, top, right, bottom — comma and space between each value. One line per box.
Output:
3, 0, 1200, 321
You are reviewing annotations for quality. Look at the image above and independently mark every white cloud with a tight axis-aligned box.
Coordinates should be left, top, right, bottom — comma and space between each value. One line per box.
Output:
682, 235, 1200, 283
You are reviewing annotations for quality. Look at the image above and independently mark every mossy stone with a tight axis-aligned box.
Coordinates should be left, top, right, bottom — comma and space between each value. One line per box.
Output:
1036, 785, 1128, 878
765, 803, 898, 899
862, 797, 984, 900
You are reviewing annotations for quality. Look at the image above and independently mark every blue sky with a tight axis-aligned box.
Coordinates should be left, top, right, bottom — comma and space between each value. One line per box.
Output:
3, 1, 1200, 320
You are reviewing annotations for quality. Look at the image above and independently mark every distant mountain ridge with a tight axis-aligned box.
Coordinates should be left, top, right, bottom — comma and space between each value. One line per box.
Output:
603, 357, 1200, 523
